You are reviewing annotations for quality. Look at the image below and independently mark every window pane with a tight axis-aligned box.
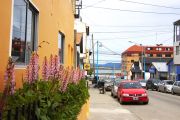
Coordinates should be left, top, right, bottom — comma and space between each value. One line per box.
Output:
176, 46, 179, 55
58, 33, 64, 63
12, 0, 26, 64
25, 9, 33, 64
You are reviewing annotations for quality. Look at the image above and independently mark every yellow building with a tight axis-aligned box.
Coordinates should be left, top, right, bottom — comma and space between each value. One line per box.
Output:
0, 0, 76, 91
121, 45, 143, 79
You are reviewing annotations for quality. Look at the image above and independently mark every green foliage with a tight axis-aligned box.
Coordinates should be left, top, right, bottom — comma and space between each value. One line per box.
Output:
87, 68, 94, 76
1, 79, 89, 120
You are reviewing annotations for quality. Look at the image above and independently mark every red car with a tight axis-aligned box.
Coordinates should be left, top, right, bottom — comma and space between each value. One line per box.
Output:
117, 81, 149, 104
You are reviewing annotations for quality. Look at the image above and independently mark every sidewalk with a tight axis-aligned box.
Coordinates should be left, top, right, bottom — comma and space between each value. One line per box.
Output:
88, 87, 141, 120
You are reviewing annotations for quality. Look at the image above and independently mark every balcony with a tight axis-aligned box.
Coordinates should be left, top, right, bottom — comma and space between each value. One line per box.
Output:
74, 0, 82, 18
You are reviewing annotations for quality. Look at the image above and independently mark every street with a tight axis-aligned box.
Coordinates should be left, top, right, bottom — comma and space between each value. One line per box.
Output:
123, 90, 180, 120
88, 87, 180, 120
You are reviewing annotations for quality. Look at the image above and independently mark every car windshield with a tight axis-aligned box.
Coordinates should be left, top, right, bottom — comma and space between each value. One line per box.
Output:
152, 80, 161, 83
139, 80, 146, 83
122, 82, 142, 89
165, 81, 174, 85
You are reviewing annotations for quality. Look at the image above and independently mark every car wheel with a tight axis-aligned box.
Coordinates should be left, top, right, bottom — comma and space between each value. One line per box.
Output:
111, 92, 113, 97
164, 88, 167, 93
143, 101, 149, 105
171, 89, 175, 95
119, 97, 124, 105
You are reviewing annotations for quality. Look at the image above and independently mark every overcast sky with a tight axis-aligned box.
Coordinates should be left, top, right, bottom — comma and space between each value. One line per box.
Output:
81, 0, 180, 64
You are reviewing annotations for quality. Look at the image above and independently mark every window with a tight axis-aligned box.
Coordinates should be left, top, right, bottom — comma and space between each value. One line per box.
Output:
165, 54, 171, 57
12, 0, 38, 65
176, 46, 179, 55
157, 54, 162, 57
147, 47, 153, 50
166, 48, 171, 51
147, 54, 153, 57
58, 32, 65, 64
175, 26, 180, 41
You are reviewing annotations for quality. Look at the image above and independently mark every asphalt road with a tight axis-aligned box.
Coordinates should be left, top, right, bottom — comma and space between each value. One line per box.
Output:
122, 90, 180, 120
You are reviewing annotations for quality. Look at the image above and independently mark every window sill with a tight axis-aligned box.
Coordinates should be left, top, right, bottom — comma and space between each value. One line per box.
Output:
15, 65, 27, 69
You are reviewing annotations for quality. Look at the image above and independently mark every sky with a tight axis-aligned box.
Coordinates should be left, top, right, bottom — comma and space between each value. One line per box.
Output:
81, 0, 180, 64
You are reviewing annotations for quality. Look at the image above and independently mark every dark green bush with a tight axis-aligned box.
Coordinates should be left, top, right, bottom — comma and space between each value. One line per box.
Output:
1, 79, 89, 120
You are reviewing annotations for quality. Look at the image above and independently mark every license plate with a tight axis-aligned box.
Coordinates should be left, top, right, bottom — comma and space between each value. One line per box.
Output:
133, 97, 139, 100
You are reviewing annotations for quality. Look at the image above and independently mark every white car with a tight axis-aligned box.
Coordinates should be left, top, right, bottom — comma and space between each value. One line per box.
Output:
158, 80, 174, 93
139, 80, 147, 88
111, 78, 122, 97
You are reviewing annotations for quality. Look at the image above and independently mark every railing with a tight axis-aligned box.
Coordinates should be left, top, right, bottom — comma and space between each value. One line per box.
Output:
0, 101, 39, 120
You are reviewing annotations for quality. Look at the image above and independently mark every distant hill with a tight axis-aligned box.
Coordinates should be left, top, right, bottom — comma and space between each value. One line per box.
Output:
94, 63, 121, 69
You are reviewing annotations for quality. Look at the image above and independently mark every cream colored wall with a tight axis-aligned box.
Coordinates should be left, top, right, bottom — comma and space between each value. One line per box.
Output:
122, 53, 140, 76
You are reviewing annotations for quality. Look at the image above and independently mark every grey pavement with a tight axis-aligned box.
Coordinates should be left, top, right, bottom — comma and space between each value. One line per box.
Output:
88, 87, 141, 120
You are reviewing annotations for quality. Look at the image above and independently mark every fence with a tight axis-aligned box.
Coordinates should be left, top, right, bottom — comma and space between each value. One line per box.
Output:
0, 101, 39, 120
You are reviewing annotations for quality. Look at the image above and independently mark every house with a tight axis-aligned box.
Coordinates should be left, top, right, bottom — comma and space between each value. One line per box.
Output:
149, 62, 168, 80
121, 45, 143, 79
173, 19, 180, 81
122, 44, 173, 80
0, 0, 80, 91
167, 59, 180, 81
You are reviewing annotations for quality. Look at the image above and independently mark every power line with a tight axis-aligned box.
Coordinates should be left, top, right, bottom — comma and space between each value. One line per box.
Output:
89, 24, 172, 28
83, 0, 106, 9
84, 6, 180, 15
118, 0, 180, 10
92, 32, 172, 40
91, 30, 172, 33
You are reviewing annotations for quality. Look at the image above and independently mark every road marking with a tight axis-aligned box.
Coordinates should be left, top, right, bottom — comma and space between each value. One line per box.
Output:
90, 108, 131, 114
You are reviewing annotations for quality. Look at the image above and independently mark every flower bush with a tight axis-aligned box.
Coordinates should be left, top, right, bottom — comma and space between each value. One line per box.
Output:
0, 54, 89, 120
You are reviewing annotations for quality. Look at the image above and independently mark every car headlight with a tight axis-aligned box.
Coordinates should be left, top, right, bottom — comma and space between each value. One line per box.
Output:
154, 83, 157, 85
122, 93, 129, 97
141, 93, 147, 96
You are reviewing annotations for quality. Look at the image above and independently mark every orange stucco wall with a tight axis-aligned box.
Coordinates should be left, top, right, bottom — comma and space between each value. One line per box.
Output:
0, 0, 75, 91
0, 0, 13, 91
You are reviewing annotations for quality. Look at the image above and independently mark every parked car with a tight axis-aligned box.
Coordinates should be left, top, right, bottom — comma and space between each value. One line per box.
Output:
138, 79, 147, 88
158, 80, 174, 93
171, 81, 180, 95
104, 79, 113, 91
117, 81, 149, 104
111, 78, 122, 97
146, 79, 161, 91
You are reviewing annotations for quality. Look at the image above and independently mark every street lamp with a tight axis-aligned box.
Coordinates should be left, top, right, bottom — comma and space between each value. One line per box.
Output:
96, 41, 102, 83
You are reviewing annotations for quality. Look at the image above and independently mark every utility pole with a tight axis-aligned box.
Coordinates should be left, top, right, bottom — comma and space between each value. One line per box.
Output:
92, 34, 95, 79
143, 46, 146, 80
97, 41, 99, 82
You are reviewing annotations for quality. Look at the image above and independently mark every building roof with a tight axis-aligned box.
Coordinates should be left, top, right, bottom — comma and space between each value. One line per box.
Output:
122, 45, 143, 55
174, 19, 180, 25
152, 62, 168, 72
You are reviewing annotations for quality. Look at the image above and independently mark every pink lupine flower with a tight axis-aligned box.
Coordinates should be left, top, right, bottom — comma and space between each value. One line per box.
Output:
72, 68, 78, 84
68, 67, 73, 83
53, 55, 59, 79
26, 52, 39, 84
4, 57, 15, 95
61, 69, 69, 92
49, 54, 54, 78
58, 65, 64, 80
42, 56, 49, 81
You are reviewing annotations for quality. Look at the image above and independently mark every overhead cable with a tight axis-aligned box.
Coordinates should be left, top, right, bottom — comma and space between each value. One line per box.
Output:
84, 6, 180, 15
118, 0, 180, 10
